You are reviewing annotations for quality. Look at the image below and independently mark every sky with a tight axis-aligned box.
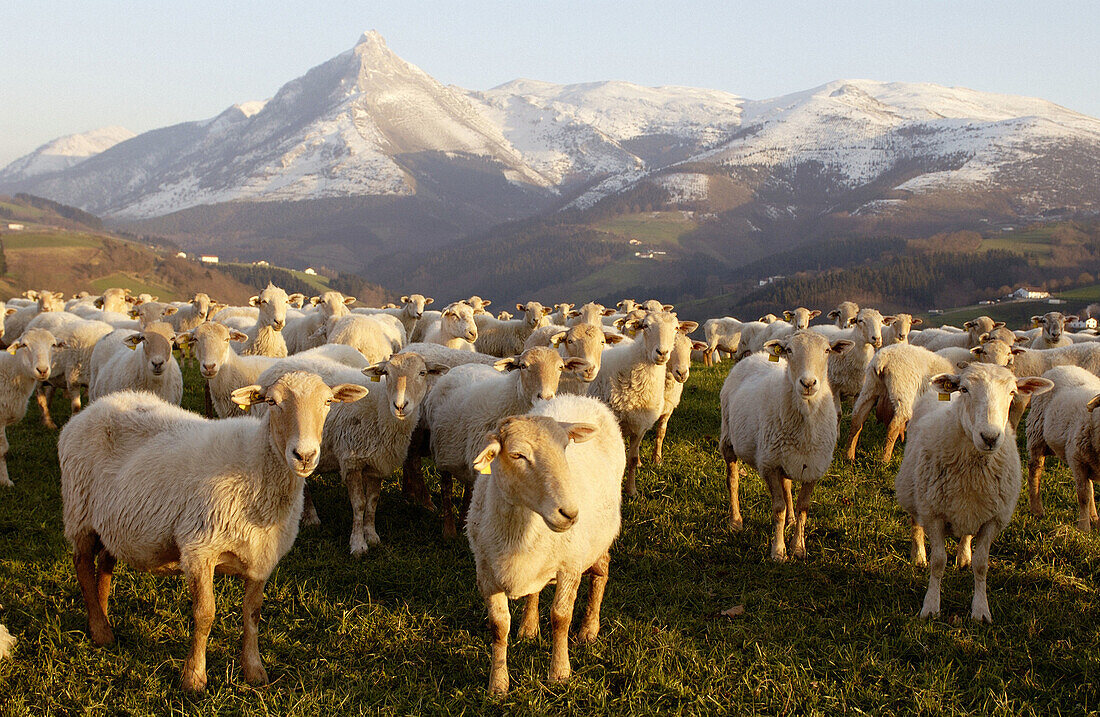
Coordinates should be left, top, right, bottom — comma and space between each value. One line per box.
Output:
1, 0, 1098, 166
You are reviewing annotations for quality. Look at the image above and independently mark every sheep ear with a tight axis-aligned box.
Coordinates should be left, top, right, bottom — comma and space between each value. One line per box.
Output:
124, 334, 145, 349
175, 332, 196, 347
912, 317, 923, 325
692, 340, 708, 351
977, 332, 992, 344
830, 339, 854, 355
970, 346, 984, 357
783, 311, 793, 321
541, 306, 552, 315
309, 296, 321, 306
93, 297, 105, 308
847, 317, 857, 326
827, 309, 839, 320
882, 316, 897, 325
331, 384, 369, 403
228, 329, 249, 343
149, 296, 159, 302
249, 296, 261, 307
1067, 315, 1080, 322
549, 331, 567, 347
472, 435, 501, 474
1016, 377, 1054, 397
663, 304, 674, 311
4, 307, 16, 316
956, 362, 970, 369
477, 299, 487, 307
568, 310, 580, 318
163, 306, 178, 316
678, 321, 699, 334
1014, 335, 1031, 345
559, 421, 598, 444
128, 309, 140, 318
494, 357, 520, 372
362, 362, 387, 378
604, 332, 625, 344
563, 357, 591, 375
515, 303, 525, 312
6, 341, 21, 354
338, 296, 355, 306
931, 373, 960, 394
613, 317, 627, 330
964, 320, 976, 329
763, 339, 786, 356
1087, 394, 1100, 413
601, 308, 616, 316
425, 362, 450, 376
288, 293, 305, 306
1010, 346, 1027, 355
809, 310, 822, 319
230, 385, 264, 408
993, 322, 1006, 329
400, 295, 409, 304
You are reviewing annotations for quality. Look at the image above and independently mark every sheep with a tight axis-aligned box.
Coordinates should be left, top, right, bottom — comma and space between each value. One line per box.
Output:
466, 295, 492, 315
702, 317, 743, 366
642, 300, 674, 313
423, 301, 478, 350
474, 301, 551, 357
895, 363, 1052, 623
398, 342, 499, 369
828, 308, 895, 412
1007, 342, 1100, 380
911, 316, 1002, 351
651, 332, 708, 464
0, 329, 60, 486
59, 371, 367, 691
4, 290, 64, 344
1030, 312, 1077, 349
179, 321, 369, 418
127, 301, 178, 329
616, 299, 639, 315
1025, 366, 1100, 530
496, 311, 514, 321
528, 324, 624, 395
309, 353, 450, 553
238, 283, 304, 357
827, 301, 860, 329
88, 322, 183, 405
353, 293, 433, 339
719, 330, 852, 559
166, 293, 214, 333
549, 303, 574, 325
0, 623, 13, 660
883, 313, 922, 345
733, 321, 771, 360
312, 314, 397, 364
566, 302, 616, 327
466, 393, 624, 694
758, 313, 779, 324
587, 311, 696, 498
522, 324, 570, 350
25, 312, 114, 428
425, 346, 590, 538
93, 287, 135, 313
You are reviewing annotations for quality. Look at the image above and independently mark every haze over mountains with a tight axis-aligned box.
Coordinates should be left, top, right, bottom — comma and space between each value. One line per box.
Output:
3, 31, 1099, 304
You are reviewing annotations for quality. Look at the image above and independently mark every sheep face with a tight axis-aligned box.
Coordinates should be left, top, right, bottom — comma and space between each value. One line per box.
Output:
979, 327, 1022, 346
828, 301, 860, 329
766, 330, 851, 404
466, 296, 491, 314
963, 316, 1003, 346
852, 308, 892, 349
667, 333, 707, 384
442, 302, 478, 343
311, 291, 354, 320
472, 415, 598, 532
758, 313, 779, 324
124, 329, 175, 377
95, 287, 133, 313
887, 313, 921, 344
515, 301, 552, 330
249, 283, 303, 332
551, 324, 622, 382
233, 372, 368, 477
363, 352, 448, 420
8, 328, 60, 381
642, 299, 673, 313
36, 291, 65, 313
189, 293, 213, 320
494, 347, 589, 403
1031, 312, 1077, 342
568, 302, 616, 327
783, 307, 821, 331
616, 299, 637, 314
969, 339, 1015, 369
625, 311, 684, 366
399, 293, 433, 319
129, 301, 178, 328
931, 364, 1052, 453
185, 322, 248, 378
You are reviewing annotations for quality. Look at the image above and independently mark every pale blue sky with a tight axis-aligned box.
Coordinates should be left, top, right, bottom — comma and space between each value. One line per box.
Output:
1, 0, 1097, 166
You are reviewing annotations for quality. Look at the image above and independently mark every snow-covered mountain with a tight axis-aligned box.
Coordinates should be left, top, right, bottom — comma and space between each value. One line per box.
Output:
0, 126, 135, 181
2, 31, 1098, 249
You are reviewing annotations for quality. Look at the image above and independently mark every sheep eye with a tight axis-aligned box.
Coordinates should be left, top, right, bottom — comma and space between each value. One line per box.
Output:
959, 387, 968, 394
419, 370, 427, 377
1010, 390, 1018, 397
324, 398, 334, 406
508, 452, 527, 462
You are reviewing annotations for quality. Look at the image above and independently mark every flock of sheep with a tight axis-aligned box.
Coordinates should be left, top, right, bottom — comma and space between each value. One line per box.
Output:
0, 284, 1097, 696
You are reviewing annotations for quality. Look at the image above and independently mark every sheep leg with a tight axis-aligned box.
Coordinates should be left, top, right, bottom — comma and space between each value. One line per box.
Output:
650, 412, 671, 465
909, 516, 927, 566
791, 481, 815, 560
401, 427, 435, 511
763, 469, 787, 561
36, 383, 57, 430
577, 552, 610, 643
1027, 452, 1046, 517
74, 533, 112, 645
362, 471, 383, 547
721, 442, 742, 531
96, 550, 116, 621
240, 577, 269, 685
0, 429, 11, 487
346, 468, 369, 555
882, 417, 906, 464
518, 592, 540, 640
1091, 480, 1099, 525
970, 521, 998, 623
703, 349, 713, 367
300, 483, 320, 527
67, 380, 82, 414
956, 535, 972, 569
203, 382, 214, 418
845, 386, 877, 460
624, 432, 642, 499
782, 477, 795, 528
919, 518, 946, 619
485, 591, 510, 695
1071, 458, 1095, 532
440, 471, 457, 539
181, 562, 216, 692
549, 571, 581, 683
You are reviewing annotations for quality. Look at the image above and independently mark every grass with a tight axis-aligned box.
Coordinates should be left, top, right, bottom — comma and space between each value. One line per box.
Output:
594, 212, 697, 247
0, 231, 103, 250
1, 360, 1099, 714
88, 273, 177, 302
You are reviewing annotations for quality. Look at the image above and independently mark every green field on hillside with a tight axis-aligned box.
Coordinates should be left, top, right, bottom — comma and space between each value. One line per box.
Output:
594, 211, 697, 247
1, 360, 1097, 714
88, 273, 178, 301
1, 231, 102, 250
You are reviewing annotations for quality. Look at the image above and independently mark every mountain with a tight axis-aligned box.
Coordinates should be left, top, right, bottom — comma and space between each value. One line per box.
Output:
0, 126, 135, 182
2, 32, 1099, 305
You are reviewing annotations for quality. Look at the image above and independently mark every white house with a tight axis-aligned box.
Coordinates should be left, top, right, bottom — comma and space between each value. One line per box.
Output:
1069, 317, 1098, 331
303, 267, 317, 276
176, 251, 188, 258
6, 223, 24, 231
199, 255, 219, 264
1012, 287, 1050, 300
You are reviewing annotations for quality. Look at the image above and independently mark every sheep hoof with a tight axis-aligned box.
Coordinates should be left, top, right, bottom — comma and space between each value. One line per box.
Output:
242, 662, 269, 686
365, 530, 381, 547
548, 664, 571, 683
792, 544, 807, 560
300, 510, 320, 528
517, 625, 539, 641
0, 476, 12, 488
971, 608, 992, 624
488, 674, 509, 695
728, 516, 743, 532
1030, 504, 1045, 518
180, 669, 207, 692
919, 606, 939, 620
350, 541, 369, 556
1077, 519, 1092, 533
651, 453, 663, 465
769, 547, 787, 562
89, 622, 114, 646
576, 624, 599, 643
956, 555, 971, 569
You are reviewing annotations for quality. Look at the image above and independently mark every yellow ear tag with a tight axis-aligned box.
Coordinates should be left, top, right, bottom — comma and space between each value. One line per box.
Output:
370, 375, 381, 382
478, 462, 492, 475
237, 403, 249, 411
938, 393, 951, 401
6, 346, 16, 355
768, 353, 780, 362
627, 329, 637, 338
127, 343, 137, 351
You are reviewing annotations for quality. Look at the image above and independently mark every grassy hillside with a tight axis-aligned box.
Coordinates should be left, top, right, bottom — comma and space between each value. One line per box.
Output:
0, 363, 1098, 713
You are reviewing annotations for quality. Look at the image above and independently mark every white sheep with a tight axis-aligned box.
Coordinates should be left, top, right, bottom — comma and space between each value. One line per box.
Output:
466, 393, 624, 694
651, 332, 707, 464
1029, 312, 1077, 349
426, 346, 590, 538
548, 303, 574, 325
0, 328, 60, 486
566, 302, 616, 327
59, 371, 367, 691
465, 295, 491, 315
88, 322, 183, 405
719, 330, 852, 559
127, 301, 178, 329
25, 312, 114, 428
166, 293, 214, 333
587, 311, 696, 497
882, 313, 922, 345
422, 301, 478, 350
733, 320, 771, 360
0, 623, 14, 660
827, 301, 860, 328
702, 317, 743, 366
895, 363, 1051, 623
474, 301, 551, 356
312, 313, 398, 364
544, 323, 624, 395
92, 287, 135, 313
1025, 366, 1100, 530
354, 293, 433, 338
911, 316, 1002, 351
828, 308, 895, 412
238, 283, 304, 357
4, 290, 64, 344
